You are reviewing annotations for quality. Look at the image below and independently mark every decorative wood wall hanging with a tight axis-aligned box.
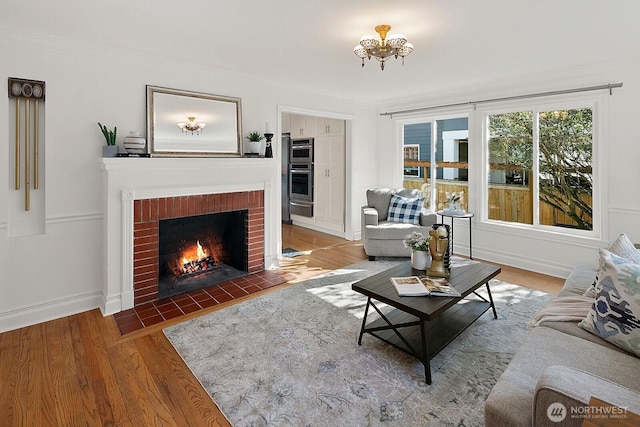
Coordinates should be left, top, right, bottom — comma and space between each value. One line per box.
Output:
8, 77, 45, 211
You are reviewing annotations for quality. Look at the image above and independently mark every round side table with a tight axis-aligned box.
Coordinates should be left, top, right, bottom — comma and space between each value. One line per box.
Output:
436, 210, 475, 259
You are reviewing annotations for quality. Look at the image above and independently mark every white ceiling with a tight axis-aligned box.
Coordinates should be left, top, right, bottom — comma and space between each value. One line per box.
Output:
3, 0, 640, 104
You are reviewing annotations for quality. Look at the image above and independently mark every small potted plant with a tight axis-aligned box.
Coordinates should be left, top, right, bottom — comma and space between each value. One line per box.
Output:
98, 122, 118, 157
403, 231, 432, 270
247, 131, 264, 154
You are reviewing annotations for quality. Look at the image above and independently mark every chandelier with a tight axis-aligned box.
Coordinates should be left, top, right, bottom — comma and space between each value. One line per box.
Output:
354, 25, 413, 70
177, 117, 206, 135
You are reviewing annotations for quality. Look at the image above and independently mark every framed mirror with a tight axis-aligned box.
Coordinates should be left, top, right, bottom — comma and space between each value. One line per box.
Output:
146, 85, 243, 157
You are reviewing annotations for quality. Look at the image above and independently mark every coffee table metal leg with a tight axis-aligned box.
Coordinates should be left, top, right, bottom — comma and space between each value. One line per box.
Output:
358, 297, 371, 345
421, 321, 432, 384
485, 282, 497, 319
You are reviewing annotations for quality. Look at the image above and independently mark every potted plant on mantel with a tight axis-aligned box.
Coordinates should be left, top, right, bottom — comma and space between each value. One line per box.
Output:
247, 131, 264, 154
98, 122, 118, 157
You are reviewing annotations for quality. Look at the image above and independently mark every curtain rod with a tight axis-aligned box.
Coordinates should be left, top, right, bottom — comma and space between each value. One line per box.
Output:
380, 82, 623, 118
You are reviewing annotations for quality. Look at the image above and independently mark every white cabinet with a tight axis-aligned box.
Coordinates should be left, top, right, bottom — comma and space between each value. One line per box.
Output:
314, 134, 345, 232
289, 114, 316, 137
317, 117, 344, 136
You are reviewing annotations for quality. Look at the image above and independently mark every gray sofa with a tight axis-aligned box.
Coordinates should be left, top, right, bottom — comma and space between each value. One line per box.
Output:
361, 187, 437, 260
484, 264, 640, 426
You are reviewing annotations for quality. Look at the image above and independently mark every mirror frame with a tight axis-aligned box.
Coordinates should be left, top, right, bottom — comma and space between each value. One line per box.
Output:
146, 85, 243, 157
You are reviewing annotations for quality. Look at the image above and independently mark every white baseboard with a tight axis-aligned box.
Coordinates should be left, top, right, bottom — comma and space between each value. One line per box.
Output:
291, 219, 346, 239
101, 293, 126, 315
0, 291, 103, 333
472, 245, 572, 279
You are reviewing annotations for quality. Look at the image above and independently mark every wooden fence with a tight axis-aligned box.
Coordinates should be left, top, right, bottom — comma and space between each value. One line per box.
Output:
403, 161, 592, 228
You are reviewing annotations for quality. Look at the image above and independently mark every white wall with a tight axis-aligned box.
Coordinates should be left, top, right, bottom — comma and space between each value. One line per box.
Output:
0, 29, 379, 332
378, 58, 640, 277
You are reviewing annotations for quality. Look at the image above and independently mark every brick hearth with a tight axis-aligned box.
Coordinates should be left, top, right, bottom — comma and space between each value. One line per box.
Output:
132, 190, 265, 306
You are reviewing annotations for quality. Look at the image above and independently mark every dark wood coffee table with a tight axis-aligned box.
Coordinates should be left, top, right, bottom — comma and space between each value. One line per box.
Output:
352, 260, 501, 384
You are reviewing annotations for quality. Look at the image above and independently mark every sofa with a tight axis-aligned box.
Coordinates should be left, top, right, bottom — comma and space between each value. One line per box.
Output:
361, 187, 437, 260
485, 236, 640, 426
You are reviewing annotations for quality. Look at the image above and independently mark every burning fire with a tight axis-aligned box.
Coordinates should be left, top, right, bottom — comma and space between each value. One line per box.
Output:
181, 240, 208, 266
171, 240, 218, 276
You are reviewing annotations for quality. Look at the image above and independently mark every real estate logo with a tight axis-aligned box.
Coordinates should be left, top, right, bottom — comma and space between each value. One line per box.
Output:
547, 402, 567, 422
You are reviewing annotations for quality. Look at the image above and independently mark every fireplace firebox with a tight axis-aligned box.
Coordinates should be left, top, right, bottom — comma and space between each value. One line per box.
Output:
158, 210, 248, 299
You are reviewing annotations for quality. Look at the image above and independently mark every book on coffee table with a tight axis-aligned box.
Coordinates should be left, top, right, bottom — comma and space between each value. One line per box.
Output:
390, 276, 461, 297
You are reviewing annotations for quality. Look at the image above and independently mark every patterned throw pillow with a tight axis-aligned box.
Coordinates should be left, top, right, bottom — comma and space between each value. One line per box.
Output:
579, 249, 640, 357
387, 195, 425, 225
584, 234, 640, 297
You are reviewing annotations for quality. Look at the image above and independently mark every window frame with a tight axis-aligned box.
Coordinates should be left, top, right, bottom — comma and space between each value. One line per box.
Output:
476, 93, 604, 239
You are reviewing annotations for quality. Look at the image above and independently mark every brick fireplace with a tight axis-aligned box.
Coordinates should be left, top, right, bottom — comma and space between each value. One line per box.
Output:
100, 157, 277, 316
132, 190, 264, 306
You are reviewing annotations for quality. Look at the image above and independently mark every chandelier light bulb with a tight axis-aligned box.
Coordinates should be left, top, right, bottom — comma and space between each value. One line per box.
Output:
386, 34, 407, 49
353, 45, 368, 59
398, 42, 413, 57
359, 35, 379, 50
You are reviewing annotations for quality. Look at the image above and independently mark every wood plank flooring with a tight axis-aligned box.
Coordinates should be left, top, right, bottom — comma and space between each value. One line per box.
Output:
0, 225, 564, 426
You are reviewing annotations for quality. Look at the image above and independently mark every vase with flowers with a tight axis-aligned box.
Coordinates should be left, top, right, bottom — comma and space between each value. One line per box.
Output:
445, 191, 464, 213
403, 231, 432, 270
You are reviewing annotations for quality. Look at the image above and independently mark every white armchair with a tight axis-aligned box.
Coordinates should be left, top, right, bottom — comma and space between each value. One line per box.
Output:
361, 187, 437, 260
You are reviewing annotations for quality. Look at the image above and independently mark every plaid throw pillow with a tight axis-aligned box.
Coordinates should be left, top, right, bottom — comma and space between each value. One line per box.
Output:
387, 195, 425, 224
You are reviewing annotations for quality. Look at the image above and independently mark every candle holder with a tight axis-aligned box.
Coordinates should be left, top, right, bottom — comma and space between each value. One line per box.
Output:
264, 132, 274, 158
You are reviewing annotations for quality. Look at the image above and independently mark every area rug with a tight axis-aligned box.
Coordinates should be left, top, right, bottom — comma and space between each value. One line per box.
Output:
164, 259, 552, 426
281, 247, 310, 258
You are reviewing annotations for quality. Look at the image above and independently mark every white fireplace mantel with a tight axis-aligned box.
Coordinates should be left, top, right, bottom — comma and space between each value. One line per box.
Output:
100, 157, 279, 315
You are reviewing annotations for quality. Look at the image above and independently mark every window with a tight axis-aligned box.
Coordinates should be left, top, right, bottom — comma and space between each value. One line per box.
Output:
402, 117, 469, 210
486, 107, 594, 231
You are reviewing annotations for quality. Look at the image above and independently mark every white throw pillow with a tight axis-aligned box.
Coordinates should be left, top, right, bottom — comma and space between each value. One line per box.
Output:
608, 233, 640, 263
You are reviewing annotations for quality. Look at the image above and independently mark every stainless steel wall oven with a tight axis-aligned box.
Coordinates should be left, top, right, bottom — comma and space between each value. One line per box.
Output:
289, 138, 313, 163
289, 163, 313, 201
288, 138, 314, 217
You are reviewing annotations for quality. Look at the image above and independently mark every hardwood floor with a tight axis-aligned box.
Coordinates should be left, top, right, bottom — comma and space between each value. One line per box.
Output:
0, 225, 564, 426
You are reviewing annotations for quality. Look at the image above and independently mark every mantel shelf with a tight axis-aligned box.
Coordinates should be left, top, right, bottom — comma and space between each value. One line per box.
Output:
100, 156, 277, 171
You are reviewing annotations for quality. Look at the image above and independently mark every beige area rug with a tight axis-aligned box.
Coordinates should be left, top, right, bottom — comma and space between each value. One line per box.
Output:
164, 259, 551, 426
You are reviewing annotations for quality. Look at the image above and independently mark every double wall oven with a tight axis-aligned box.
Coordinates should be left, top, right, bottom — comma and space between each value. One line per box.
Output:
288, 138, 314, 217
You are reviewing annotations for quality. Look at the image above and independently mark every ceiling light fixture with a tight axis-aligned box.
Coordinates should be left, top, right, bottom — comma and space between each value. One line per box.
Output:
177, 116, 206, 135
354, 24, 413, 70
